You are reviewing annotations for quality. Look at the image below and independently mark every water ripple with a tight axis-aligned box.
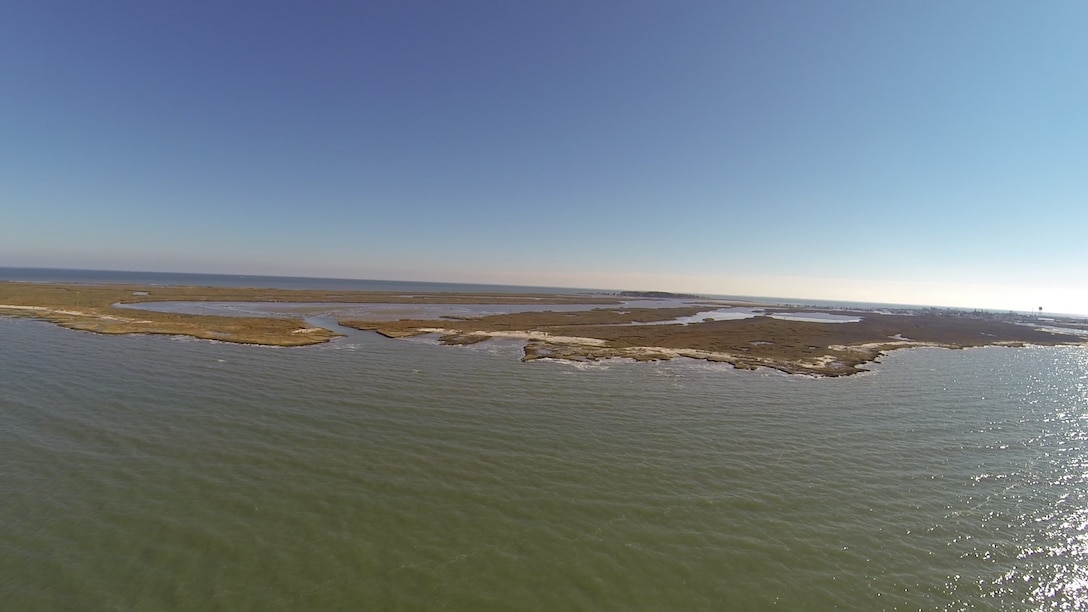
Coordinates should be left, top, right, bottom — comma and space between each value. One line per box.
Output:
2, 319, 1087, 609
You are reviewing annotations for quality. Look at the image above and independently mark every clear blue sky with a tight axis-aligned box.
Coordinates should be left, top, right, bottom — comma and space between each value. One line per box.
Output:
2, 2, 1086, 313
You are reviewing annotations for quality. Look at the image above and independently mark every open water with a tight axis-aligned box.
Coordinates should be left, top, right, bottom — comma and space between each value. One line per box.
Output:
2, 270, 1088, 610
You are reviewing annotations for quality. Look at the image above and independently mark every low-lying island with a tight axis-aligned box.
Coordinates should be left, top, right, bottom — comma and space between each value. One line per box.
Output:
3, 281, 1085, 376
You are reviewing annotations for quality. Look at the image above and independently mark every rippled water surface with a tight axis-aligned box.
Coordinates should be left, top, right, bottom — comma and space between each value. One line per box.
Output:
2, 317, 1087, 610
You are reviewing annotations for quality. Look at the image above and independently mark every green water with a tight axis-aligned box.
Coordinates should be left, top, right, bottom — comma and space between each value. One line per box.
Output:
2, 317, 1087, 610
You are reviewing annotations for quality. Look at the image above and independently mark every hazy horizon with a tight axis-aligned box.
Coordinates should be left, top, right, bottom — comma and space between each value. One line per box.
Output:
3, 265, 1084, 318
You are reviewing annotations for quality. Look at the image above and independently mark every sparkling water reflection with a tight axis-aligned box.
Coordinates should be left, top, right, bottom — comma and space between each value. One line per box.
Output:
1, 319, 1086, 610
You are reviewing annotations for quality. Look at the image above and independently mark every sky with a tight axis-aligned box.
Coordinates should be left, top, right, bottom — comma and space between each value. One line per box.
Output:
2, 2, 1086, 314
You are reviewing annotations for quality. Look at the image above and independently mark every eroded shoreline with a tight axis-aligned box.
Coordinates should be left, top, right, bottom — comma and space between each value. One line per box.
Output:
3, 281, 1085, 376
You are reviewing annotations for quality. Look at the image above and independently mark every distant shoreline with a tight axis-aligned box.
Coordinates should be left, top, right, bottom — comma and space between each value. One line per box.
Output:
2, 280, 1085, 377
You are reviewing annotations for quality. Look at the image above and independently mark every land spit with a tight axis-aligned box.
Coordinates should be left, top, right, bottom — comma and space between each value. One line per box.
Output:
2, 281, 1084, 376
0, 282, 616, 348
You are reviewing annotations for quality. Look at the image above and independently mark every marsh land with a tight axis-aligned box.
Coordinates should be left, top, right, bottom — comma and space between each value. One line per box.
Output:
2, 281, 1084, 376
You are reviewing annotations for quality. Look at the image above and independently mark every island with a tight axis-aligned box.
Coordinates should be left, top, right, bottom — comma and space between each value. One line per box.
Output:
2, 281, 1085, 376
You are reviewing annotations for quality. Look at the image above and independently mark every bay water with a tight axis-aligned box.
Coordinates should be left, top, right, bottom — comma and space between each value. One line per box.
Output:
2, 270, 1087, 610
